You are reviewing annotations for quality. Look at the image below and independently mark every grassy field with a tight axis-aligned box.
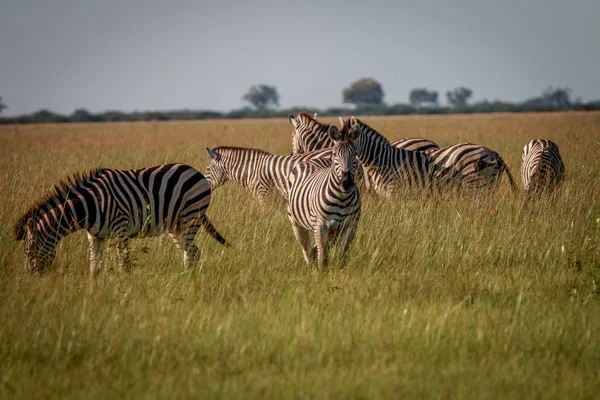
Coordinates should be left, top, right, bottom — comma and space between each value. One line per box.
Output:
1, 112, 599, 399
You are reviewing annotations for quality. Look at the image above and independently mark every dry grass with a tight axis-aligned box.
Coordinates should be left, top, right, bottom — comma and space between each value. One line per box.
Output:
1, 112, 599, 399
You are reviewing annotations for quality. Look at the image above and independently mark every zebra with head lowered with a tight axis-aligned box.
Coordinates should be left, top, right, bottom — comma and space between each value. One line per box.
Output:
289, 112, 438, 193
427, 143, 516, 190
287, 124, 360, 267
521, 139, 564, 192
14, 163, 229, 278
205, 146, 332, 205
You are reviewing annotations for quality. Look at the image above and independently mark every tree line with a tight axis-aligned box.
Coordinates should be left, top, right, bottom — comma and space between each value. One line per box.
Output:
1, 80, 598, 124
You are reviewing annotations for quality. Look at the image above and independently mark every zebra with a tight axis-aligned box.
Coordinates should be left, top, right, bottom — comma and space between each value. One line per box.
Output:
14, 163, 229, 278
289, 112, 438, 193
287, 124, 361, 267
205, 146, 333, 205
427, 143, 516, 190
521, 139, 564, 192
337, 116, 434, 196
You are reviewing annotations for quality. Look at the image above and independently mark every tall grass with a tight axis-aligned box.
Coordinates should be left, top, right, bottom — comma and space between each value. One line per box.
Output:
1, 113, 599, 399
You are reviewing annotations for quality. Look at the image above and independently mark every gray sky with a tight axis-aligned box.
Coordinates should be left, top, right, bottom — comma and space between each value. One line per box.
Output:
1, 0, 599, 115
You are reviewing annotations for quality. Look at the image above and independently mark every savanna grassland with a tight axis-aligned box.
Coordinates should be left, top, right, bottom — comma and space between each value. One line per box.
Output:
1, 112, 599, 399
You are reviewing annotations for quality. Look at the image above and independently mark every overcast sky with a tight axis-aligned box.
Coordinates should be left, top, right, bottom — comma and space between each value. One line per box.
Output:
1, 0, 599, 115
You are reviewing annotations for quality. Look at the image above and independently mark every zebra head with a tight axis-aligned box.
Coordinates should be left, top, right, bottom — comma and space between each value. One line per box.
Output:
329, 125, 358, 191
205, 148, 227, 189
16, 217, 56, 273
289, 112, 333, 156
288, 114, 305, 155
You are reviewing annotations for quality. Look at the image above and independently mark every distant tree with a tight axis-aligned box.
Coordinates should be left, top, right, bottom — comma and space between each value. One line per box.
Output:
542, 86, 572, 108
0, 96, 6, 114
70, 108, 94, 122
523, 86, 573, 109
446, 87, 473, 107
342, 77, 385, 106
242, 85, 280, 110
409, 88, 439, 108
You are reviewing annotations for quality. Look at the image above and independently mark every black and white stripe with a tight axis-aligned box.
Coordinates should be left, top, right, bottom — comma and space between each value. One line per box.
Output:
521, 139, 564, 191
205, 146, 332, 204
287, 125, 361, 266
428, 143, 516, 190
344, 116, 433, 196
14, 163, 228, 277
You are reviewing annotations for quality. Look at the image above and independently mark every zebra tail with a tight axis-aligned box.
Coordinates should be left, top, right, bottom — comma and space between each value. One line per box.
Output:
198, 215, 230, 247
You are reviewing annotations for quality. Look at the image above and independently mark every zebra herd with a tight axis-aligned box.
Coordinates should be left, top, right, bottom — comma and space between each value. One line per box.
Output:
14, 114, 565, 274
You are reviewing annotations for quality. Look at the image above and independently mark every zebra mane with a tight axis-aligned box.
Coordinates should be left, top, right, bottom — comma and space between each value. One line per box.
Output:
212, 146, 273, 157
296, 112, 332, 130
14, 168, 105, 241
345, 117, 392, 146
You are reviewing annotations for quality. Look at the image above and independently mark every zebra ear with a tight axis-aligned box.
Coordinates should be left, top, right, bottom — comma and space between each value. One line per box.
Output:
328, 125, 343, 141
339, 116, 345, 127
206, 148, 220, 161
348, 125, 360, 140
350, 116, 358, 128
288, 114, 297, 128
313, 113, 318, 120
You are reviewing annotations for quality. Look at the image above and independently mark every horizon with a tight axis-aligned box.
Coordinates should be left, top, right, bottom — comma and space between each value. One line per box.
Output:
1, 0, 599, 117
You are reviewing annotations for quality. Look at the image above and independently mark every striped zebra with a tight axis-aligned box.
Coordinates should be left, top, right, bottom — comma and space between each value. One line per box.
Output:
14, 163, 229, 278
521, 139, 564, 191
339, 116, 434, 196
427, 143, 516, 190
205, 146, 332, 204
287, 124, 361, 267
289, 112, 438, 192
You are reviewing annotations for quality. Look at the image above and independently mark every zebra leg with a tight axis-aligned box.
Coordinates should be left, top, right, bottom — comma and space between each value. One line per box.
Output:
87, 232, 104, 279
116, 238, 132, 272
313, 225, 330, 268
291, 223, 312, 264
170, 229, 201, 268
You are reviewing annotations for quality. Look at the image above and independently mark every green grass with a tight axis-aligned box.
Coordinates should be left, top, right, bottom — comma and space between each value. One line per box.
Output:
1, 113, 600, 399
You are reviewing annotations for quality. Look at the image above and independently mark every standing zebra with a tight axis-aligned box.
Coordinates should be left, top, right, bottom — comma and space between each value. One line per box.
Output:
287, 124, 361, 267
14, 164, 229, 277
205, 146, 333, 204
340, 116, 434, 196
521, 139, 564, 191
427, 143, 516, 190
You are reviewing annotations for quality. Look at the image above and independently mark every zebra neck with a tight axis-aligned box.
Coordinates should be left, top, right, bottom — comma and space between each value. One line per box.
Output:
35, 196, 85, 242
357, 123, 414, 167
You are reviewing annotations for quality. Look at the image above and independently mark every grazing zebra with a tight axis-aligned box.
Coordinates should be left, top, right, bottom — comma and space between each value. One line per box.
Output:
289, 112, 438, 193
427, 143, 516, 190
205, 146, 333, 204
14, 164, 229, 277
521, 139, 564, 191
287, 124, 361, 267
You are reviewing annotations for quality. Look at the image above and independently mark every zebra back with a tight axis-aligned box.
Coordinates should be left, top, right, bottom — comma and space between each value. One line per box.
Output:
391, 138, 439, 154
521, 139, 564, 191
